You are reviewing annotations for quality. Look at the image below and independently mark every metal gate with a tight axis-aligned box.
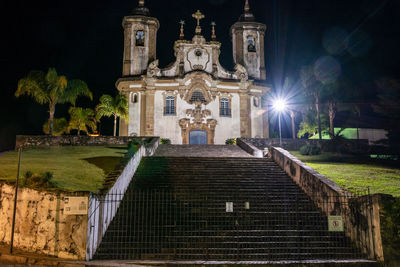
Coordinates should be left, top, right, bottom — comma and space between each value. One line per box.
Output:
88, 189, 373, 261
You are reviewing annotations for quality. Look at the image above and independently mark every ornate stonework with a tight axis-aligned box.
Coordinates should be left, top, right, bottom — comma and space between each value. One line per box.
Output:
117, 1, 271, 144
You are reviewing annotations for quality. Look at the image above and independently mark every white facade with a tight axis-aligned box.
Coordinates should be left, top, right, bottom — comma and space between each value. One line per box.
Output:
117, 1, 270, 144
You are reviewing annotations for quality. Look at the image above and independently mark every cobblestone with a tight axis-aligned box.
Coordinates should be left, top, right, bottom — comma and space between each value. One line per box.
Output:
153, 145, 253, 157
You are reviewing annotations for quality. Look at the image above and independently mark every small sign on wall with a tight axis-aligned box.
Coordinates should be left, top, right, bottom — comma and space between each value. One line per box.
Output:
226, 202, 233, 213
328, 216, 344, 232
64, 197, 88, 215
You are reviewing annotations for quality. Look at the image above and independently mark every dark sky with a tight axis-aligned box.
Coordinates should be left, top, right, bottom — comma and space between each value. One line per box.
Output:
0, 0, 399, 150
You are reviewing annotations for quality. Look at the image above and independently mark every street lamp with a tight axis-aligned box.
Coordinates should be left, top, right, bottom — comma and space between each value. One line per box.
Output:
273, 99, 287, 147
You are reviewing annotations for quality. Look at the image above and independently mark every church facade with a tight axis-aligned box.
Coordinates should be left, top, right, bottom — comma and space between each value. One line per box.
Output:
117, 0, 271, 144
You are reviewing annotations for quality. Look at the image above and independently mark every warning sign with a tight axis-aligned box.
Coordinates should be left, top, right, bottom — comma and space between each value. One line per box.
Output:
328, 216, 344, 232
64, 197, 88, 215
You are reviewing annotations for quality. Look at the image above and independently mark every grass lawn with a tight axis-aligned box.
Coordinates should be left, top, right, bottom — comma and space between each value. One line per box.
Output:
289, 151, 400, 197
0, 146, 127, 193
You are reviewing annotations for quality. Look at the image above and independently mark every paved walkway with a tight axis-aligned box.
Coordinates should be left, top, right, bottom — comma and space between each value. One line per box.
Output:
153, 145, 253, 157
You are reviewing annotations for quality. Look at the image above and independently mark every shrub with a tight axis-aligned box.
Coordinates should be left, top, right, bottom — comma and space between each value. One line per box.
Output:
21, 171, 33, 187
129, 138, 144, 147
22, 171, 56, 189
161, 138, 171, 144
225, 138, 237, 145
299, 145, 321, 156
310, 145, 321, 155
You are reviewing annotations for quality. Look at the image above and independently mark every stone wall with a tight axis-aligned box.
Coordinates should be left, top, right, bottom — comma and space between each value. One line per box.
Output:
378, 195, 400, 265
15, 135, 153, 149
268, 146, 384, 261
241, 138, 370, 153
0, 184, 89, 260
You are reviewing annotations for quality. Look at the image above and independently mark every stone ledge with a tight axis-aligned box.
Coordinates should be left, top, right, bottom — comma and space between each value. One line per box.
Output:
15, 135, 157, 149
273, 146, 344, 194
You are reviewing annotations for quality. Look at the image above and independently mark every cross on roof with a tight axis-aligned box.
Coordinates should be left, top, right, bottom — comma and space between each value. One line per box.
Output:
192, 10, 205, 26
179, 20, 185, 26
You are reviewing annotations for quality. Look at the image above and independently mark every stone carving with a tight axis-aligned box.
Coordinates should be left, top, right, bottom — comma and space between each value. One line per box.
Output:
179, 104, 217, 145
235, 64, 249, 82
147, 59, 160, 78
186, 102, 212, 127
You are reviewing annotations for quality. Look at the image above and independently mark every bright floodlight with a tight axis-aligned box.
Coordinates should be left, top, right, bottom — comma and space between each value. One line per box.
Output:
273, 99, 287, 112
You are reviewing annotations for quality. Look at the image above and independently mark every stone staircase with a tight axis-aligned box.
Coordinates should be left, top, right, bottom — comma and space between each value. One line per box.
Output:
94, 156, 365, 261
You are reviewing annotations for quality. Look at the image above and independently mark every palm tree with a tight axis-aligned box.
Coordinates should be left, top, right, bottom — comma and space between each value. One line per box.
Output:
15, 68, 92, 135
300, 65, 323, 140
67, 107, 97, 136
96, 94, 129, 136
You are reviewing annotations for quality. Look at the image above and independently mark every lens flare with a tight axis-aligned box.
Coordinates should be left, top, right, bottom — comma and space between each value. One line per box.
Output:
322, 27, 348, 55
314, 56, 341, 84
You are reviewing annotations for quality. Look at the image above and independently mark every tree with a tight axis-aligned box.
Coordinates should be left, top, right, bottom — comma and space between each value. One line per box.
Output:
297, 106, 329, 139
96, 94, 129, 136
15, 68, 92, 135
372, 78, 400, 152
67, 107, 97, 136
43, 118, 68, 136
322, 82, 340, 138
300, 65, 324, 139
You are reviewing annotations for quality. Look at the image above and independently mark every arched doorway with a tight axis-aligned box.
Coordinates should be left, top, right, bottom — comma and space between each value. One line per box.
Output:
189, 130, 208, 145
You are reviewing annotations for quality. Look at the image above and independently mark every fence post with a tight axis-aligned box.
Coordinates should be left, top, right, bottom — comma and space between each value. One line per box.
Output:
368, 187, 377, 260
10, 147, 22, 254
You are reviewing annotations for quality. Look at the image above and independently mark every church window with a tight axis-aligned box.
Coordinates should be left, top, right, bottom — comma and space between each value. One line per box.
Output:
136, 30, 145, 47
164, 96, 176, 115
190, 90, 206, 103
248, 35, 256, 53
220, 98, 231, 117
132, 93, 138, 104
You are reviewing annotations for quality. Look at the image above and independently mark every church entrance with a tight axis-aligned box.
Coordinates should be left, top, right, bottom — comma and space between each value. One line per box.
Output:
189, 130, 207, 145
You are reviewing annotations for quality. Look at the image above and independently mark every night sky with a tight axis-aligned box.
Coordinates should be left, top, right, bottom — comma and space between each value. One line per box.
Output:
1, 0, 399, 150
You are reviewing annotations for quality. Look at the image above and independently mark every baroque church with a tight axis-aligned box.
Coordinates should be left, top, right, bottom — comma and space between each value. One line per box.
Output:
117, 0, 271, 144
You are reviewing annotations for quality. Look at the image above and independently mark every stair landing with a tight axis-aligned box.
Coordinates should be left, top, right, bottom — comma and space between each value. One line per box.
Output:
153, 145, 253, 158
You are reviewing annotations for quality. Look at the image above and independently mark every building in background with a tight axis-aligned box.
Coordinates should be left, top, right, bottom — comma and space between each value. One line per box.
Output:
117, 0, 270, 144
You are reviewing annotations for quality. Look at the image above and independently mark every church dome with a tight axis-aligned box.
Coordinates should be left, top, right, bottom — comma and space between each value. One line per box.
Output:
132, 0, 150, 16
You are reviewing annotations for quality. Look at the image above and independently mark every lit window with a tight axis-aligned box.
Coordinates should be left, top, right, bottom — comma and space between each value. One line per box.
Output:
248, 35, 256, 52
220, 98, 231, 117
136, 31, 145, 47
164, 96, 176, 115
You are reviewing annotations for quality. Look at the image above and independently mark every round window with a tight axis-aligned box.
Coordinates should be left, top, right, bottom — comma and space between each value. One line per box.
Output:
195, 49, 203, 57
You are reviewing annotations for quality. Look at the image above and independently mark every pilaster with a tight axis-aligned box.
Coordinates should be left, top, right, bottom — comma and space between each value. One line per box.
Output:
119, 93, 129, 136
144, 79, 156, 136
239, 91, 251, 138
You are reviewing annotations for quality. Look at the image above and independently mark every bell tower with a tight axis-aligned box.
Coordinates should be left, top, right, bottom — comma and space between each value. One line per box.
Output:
231, 0, 266, 80
122, 0, 160, 76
